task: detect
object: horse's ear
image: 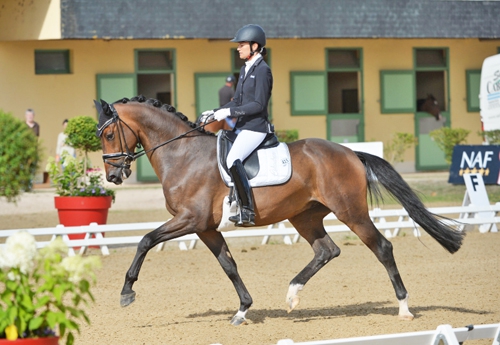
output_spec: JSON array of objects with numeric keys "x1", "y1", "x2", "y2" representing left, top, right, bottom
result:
[
  {"x1": 100, "y1": 99, "x2": 112, "y2": 115},
  {"x1": 94, "y1": 99, "x2": 103, "y2": 117}
]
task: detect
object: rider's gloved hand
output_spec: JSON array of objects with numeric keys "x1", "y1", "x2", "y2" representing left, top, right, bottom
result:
[
  {"x1": 200, "y1": 109, "x2": 214, "y2": 122},
  {"x1": 214, "y1": 108, "x2": 230, "y2": 121}
]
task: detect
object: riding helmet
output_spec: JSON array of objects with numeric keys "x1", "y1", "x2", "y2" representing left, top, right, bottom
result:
[{"x1": 230, "y1": 24, "x2": 266, "y2": 47}]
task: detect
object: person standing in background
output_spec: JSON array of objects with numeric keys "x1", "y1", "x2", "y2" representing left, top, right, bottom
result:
[
  {"x1": 219, "y1": 75, "x2": 237, "y2": 129},
  {"x1": 25, "y1": 108, "x2": 40, "y2": 137},
  {"x1": 55, "y1": 119, "x2": 76, "y2": 164}
]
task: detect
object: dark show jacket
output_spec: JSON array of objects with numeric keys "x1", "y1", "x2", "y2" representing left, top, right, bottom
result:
[{"x1": 220, "y1": 56, "x2": 273, "y2": 133}]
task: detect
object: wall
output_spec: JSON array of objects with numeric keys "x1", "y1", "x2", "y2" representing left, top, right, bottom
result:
[
  {"x1": 0, "y1": 0, "x2": 61, "y2": 41},
  {"x1": 0, "y1": 37, "x2": 498, "y2": 176}
]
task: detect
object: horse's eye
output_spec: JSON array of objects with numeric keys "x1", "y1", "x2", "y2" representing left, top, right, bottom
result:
[{"x1": 106, "y1": 133, "x2": 114, "y2": 141}]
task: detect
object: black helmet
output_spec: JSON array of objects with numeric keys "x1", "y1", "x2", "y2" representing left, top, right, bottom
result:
[
  {"x1": 226, "y1": 75, "x2": 235, "y2": 83},
  {"x1": 230, "y1": 24, "x2": 266, "y2": 47}
]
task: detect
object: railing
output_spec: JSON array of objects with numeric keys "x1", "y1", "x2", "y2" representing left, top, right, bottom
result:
[
  {"x1": 1, "y1": 203, "x2": 499, "y2": 256},
  {"x1": 273, "y1": 323, "x2": 500, "y2": 345}
]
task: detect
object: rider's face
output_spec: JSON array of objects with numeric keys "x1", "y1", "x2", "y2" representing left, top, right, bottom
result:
[
  {"x1": 237, "y1": 42, "x2": 250, "y2": 60},
  {"x1": 237, "y1": 42, "x2": 258, "y2": 60}
]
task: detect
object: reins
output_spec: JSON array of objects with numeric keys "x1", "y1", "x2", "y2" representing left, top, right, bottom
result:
[{"x1": 97, "y1": 103, "x2": 217, "y2": 169}]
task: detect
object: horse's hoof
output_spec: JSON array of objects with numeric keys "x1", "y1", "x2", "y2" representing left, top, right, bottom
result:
[
  {"x1": 286, "y1": 296, "x2": 300, "y2": 313},
  {"x1": 120, "y1": 292, "x2": 136, "y2": 307},
  {"x1": 230, "y1": 315, "x2": 247, "y2": 326},
  {"x1": 398, "y1": 313, "x2": 414, "y2": 321}
]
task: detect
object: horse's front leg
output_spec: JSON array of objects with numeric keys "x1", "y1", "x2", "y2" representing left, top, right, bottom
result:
[
  {"x1": 120, "y1": 216, "x2": 194, "y2": 307},
  {"x1": 197, "y1": 230, "x2": 253, "y2": 325}
]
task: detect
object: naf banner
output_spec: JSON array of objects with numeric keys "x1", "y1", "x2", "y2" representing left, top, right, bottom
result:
[{"x1": 448, "y1": 145, "x2": 500, "y2": 185}]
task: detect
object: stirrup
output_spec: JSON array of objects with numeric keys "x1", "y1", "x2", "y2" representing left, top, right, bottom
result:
[{"x1": 229, "y1": 208, "x2": 255, "y2": 226}]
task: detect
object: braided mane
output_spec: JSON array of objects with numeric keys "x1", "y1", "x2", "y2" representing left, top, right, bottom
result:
[{"x1": 114, "y1": 95, "x2": 214, "y2": 135}]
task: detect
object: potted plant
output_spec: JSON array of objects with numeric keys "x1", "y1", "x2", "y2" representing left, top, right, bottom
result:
[
  {"x1": 46, "y1": 116, "x2": 115, "y2": 240},
  {"x1": 0, "y1": 231, "x2": 100, "y2": 344}
]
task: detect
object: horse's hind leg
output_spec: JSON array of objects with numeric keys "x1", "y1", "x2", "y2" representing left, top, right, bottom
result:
[
  {"x1": 197, "y1": 230, "x2": 253, "y2": 326},
  {"x1": 286, "y1": 210, "x2": 341, "y2": 312},
  {"x1": 344, "y1": 214, "x2": 414, "y2": 320}
]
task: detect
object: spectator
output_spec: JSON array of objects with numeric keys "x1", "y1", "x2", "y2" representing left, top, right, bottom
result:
[
  {"x1": 25, "y1": 108, "x2": 40, "y2": 137},
  {"x1": 55, "y1": 119, "x2": 76, "y2": 164}
]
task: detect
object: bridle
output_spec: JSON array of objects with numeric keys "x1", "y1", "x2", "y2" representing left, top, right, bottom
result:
[{"x1": 96, "y1": 103, "x2": 216, "y2": 171}]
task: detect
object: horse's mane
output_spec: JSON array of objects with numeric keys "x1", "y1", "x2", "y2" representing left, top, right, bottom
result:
[{"x1": 114, "y1": 95, "x2": 214, "y2": 136}]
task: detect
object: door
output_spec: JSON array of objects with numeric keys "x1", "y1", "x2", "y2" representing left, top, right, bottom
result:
[{"x1": 96, "y1": 73, "x2": 158, "y2": 182}]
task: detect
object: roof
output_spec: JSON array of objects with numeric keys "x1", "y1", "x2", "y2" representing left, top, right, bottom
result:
[{"x1": 61, "y1": 0, "x2": 500, "y2": 40}]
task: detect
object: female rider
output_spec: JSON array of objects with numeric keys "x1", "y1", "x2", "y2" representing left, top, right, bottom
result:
[{"x1": 202, "y1": 24, "x2": 273, "y2": 226}]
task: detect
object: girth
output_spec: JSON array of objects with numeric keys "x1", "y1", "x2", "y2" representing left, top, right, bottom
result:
[{"x1": 218, "y1": 130, "x2": 279, "y2": 179}]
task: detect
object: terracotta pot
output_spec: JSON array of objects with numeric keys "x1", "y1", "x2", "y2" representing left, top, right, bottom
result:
[
  {"x1": 54, "y1": 196, "x2": 112, "y2": 247},
  {"x1": 0, "y1": 337, "x2": 59, "y2": 344}
]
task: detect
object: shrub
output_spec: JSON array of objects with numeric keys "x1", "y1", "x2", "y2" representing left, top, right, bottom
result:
[
  {"x1": 276, "y1": 129, "x2": 299, "y2": 143},
  {"x1": 479, "y1": 130, "x2": 500, "y2": 144},
  {"x1": 384, "y1": 132, "x2": 418, "y2": 165},
  {"x1": 429, "y1": 127, "x2": 470, "y2": 164},
  {"x1": 0, "y1": 110, "x2": 42, "y2": 203}
]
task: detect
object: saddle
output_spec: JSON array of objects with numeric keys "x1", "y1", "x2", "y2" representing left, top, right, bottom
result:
[
  {"x1": 218, "y1": 130, "x2": 279, "y2": 179},
  {"x1": 216, "y1": 130, "x2": 292, "y2": 188}
]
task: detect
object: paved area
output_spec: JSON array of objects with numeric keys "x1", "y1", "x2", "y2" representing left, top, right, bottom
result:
[
  {"x1": 1, "y1": 172, "x2": 450, "y2": 216},
  {"x1": 0, "y1": 183, "x2": 166, "y2": 216}
]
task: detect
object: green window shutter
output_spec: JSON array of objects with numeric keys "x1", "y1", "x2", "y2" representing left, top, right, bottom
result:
[
  {"x1": 96, "y1": 74, "x2": 136, "y2": 104},
  {"x1": 290, "y1": 71, "x2": 327, "y2": 115},
  {"x1": 380, "y1": 70, "x2": 415, "y2": 113},
  {"x1": 466, "y1": 69, "x2": 481, "y2": 112},
  {"x1": 194, "y1": 73, "x2": 231, "y2": 115}
]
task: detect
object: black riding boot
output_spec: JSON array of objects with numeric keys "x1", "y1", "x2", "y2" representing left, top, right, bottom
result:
[{"x1": 228, "y1": 159, "x2": 255, "y2": 226}]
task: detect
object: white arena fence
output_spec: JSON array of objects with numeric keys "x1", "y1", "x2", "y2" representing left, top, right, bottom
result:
[
  {"x1": 272, "y1": 323, "x2": 500, "y2": 345},
  {"x1": 0, "y1": 203, "x2": 499, "y2": 256}
]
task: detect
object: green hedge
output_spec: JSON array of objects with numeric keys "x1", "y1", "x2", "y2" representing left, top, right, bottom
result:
[
  {"x1": 0, "y1": 110, "x2": 42, "y2": 202},
  {"x1": 276, "y1": 129, "x2": 299, "y2": 143}
]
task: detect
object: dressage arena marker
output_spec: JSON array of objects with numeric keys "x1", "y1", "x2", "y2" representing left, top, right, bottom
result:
[{"x1": 462, "y1": 173, "x2": 499, "y2": 233}]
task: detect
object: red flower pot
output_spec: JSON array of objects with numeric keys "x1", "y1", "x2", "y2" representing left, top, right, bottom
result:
[
  {"x1": 0, "y1": 337, "x2": 59, "y2": 344},
  {"x1": 54, "y1": 196, "x2": 112, "y2": 247}
]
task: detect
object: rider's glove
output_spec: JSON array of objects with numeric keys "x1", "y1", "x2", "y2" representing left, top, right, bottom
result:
[
  {"x1": 214, "y1": 108, "x2": 230, "y2": 121},
  {"x1": 200, "y1": 109, "x2": 214, "y2": 122}
]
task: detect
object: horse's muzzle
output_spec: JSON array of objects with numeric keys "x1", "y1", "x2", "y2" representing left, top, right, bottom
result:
[{"x1": 107, "y1": 168, "x2": 131, "y2": 185}]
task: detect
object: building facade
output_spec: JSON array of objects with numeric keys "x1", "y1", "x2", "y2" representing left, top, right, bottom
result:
[{"x1": 1, "y1": 0, "x2": 499, "y2": 179}]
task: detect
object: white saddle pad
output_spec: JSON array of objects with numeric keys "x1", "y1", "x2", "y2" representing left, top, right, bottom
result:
[{"x1": 217, "y1": 142, "x2": 292, "y2": 188}]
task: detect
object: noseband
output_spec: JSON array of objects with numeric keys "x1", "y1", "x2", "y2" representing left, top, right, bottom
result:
[{"x1": 97, "y1": 103, "x2": 217, "y2": 170}]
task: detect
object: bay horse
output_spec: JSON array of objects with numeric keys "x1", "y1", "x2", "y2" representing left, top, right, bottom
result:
[
  {"x1": 417, "y1": 94, "x2": 442, "y2": 121},
  {"x1": 96, "y1": 96, "x2": 464, "y2": 326}
]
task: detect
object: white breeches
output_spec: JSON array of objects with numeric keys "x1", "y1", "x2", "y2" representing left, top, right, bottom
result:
[{"x1": 226, "y1": 130, "x2": 267, "y2": 169}]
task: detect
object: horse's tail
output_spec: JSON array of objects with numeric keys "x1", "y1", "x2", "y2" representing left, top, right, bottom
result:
[{"x1": 355, "y1": 151, "x2": 465, "y2": 254}]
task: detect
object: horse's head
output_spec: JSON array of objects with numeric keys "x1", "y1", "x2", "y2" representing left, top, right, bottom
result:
[
  {"x1": 417, "y1": 94, "x2": 442, "y2": 121},
  {"x1": 95, "y1": 99, "x2": 138, "y2": 184}
]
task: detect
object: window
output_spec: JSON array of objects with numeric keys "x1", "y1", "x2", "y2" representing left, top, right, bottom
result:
[
  {"x1": 136, "y1": 50, "x2": 173, "y2": 72},
  {"x1": 35, "y1": 50, "x2": 70, "y2": 74},
  {"x1": 415, "y1": 49, "x2": 447, "y2": 68},
  {"x1": 326, "y1": 49, "x2": 362, "y2": 114},
  {"x1": 414, "y1": 48, "x2": 448, "y2": 112},
  {"x1": 466, "y1": 69, "x2": 481, "y2": 112},
  {"x1": 327, "y1": 49, "x2": 360, "y2": 68}
]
